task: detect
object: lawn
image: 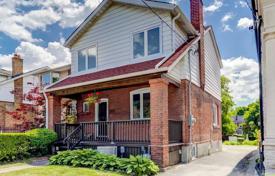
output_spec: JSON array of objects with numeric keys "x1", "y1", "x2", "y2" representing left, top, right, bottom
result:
[{"x1": 0, "y1": 166, "x2": 123, "y2": 176}]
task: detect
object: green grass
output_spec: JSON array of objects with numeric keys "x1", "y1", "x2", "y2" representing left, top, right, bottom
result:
[
  {"x1": 0, "y1": 166, "x2": 123, "y2": 176},
  {"x1": 223, "y1": 140, "x2": 258, "y2": 146},
  {"x1": 0, "y1": 158, "x2": 33, "y2": 169}
]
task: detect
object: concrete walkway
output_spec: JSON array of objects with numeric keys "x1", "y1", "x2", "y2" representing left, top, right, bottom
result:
[
  {"x1": 0, "y1": 157, "x2": 49, "y2": 174},
  {"x1": 159, "y1": 145, "x2": 258, "y2": 176}
]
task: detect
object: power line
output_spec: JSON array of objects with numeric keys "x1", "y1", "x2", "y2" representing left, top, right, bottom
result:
[{"x1": 140, "y1": 0, "x2": 187, "y2": 43}]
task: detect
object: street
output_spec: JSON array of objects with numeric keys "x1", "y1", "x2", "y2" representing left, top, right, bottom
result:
[{"x1": 159, "y1": 145, "x2": 258, "y2": 176}]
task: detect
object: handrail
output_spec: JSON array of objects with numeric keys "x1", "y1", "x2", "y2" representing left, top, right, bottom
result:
[{"x1": 63, "y1": 125, "x2": 82, "y2": 149}]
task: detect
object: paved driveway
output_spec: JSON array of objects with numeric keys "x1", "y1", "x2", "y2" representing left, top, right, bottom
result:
[{"x1": 159, "y1": 145, "x2": 258, "y2": 176}]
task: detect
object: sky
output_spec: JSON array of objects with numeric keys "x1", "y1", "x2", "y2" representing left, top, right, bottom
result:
[{"x1": 0, "y1": 0, "x2": 259, "y2": 107}]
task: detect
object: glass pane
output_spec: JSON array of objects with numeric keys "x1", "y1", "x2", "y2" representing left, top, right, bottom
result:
[
  {"x1": 133, "y1": 94, "x2": 141, "y2": 119},
  {"x1": 41, "y1": 72, "x2": 51, "y2": 86},
  {"x1": 143, "y1": 93, "x2": 150, "y2": 119},
  {"x1": 148, "y1": 27, "x2": 160, "y2": 55},
  {"x1": 78, "y1": 50, "x2": 86, "y2": 72},
  {"x1": 52, "y1": 72, "x2": 60, "y2": 83},
  {"x1": 133, "y1": 32, "x2": 144, "y2": 58},
  {"x1": 88, "y1": 47, "x2": 97, "y2": 69}
]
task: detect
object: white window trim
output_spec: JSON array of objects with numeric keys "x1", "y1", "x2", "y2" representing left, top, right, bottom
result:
[
  {"x1": 212, "y1": 103, "x2": 218, "y2": 127},
  {"x1": 132, "y1": 25, "x2": 162, "y2": 61},
  {"x1": 77, "y1": 44, "x2": 98, "y2": 73},
  {"x1": 95, "y1": 98, "x2": 109, "y2": 122},
  {"x1": 83, "y1": 102, "x2": 90, "y2": 113},
  {"x1": 130, "y1": 88, "x2": 150, "y2": 120}
]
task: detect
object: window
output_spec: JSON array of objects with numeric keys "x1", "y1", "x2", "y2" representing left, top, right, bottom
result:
[
  {"x1": 83, "y1": 102, "x2": 89, "y2": 113},
  {"x1": 52, "y1": 72, "x2": 60, "y2": 83},
  {"x1": 133, "y1": 27, "x2": 160, "y2": 59},
  {"x1": 78, "y1": 46, "x2": 97, "y2": 72},
  {"x1": 130, "y1": 88, "x2": 150, "y2": 119},
  {"x1": 212, "y1": 103, "x2": 218, "y2": 127},
  {"x1": 41, "y1": 72, "x2": 51, "y2": 86}
]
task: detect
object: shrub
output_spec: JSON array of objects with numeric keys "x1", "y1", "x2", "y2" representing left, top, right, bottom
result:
[
  {"x1": 0, "y1": 133, "x2": 30, "y2": 162},
  {"x1": 25, "y1": 128, "x2": 57, "y2": 155},
  {"x1": 49, "y1": 149, "x2": 159, "y2": 176}
]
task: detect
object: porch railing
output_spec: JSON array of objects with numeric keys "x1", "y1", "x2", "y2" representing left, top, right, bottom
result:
[
  {"x1": 55, "y1": 120, "x2": 150, "y2": 144},
  {"x1": 168, "y1": 120, "x2": 183, "y2": 143}
]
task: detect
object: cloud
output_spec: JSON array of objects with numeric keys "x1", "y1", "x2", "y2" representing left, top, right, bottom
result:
[
  {"x1": 221, "y1": 13, "x2": 234, "y2": 32},
  {"x1": 0, "y1": 41, "x2": 71, "y2": 71},
  {"x1": 239, "y1": 1, "x2": 248, "y2": 8},
  {"x1": 222, "y1": 57, "x2": 259, "y2": 106},
  {"x1": 0, "y1": 0, "x2": 102, "y2": 42},
  {"x1": 204, "y1": 0, "x2": 223, "y2": 13},
  {"x1": 237, "y1": 17, "x2": 253, "y2": 29}
]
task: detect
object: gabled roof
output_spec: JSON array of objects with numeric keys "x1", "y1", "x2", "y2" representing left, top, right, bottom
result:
[
  {"x1": 0, "y1": 68, "x2": 11, "y2": 76},
  {"x1": 64, "y1": 0, "x2": 197, "y2": 48}
]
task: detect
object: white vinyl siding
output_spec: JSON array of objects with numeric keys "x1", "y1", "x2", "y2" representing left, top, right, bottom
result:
[
  {"x1": 204, "y1": 30, "x2": 221, "y2": 100},
  {"x1": 168, "y1": 43, "x2": 201, "y2": 87},
  {"x1": 174, "y1": 23, "x2": 187, "y2": 50},
  {"x1": 70, "y1": 4, "x2": 173, "y2": 75}
]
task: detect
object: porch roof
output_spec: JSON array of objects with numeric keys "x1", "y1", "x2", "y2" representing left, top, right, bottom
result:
[{"x1": 46, "y1": 58, "x2": 165, "y2": 92}]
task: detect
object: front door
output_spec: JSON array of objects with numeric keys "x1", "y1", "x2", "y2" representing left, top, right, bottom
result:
[{"x1": 96, "y1": 99, "x2": 108, "y2": 137}]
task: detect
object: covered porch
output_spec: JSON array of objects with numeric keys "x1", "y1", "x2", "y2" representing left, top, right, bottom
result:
[{"x1": 47, "y1": 74, "x2": 184, "y2": 167}]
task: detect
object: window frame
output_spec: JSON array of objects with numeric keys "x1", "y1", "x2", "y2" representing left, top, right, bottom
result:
[
  {"x1": 212, "y1": 103, "x2": 219, "y2": 127},
  {"x1": 41, "y1": 72, "x2": 52, "y2": 86},
  {"x1": 130, "y1": 88, "x2": 150, "y2": 120},
  {"x1": 132, "y1": 25, "x2": 162, "y2": 60},
  {"x1": 77, "y1": 44, "x2": 98, "y2": 73},
  {"x1": 83, "y1": 102, "x2": 90, "y2": 113}
]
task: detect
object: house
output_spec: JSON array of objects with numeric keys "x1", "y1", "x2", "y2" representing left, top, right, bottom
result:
[
  {"x1": 0, "y1": 54, "x2": 71, "y2": 131},
  {"x1": 252, "y1": 0, "x2": 275, "y2": 173},
  {"x1": 45, "y1": 0, "x2": 222, "y2": 168},
  {"x1": 231, "y1": 115, "x2": 244, "y2": 135},
  {"x1": 0, "y1": 68, "x2": 11, "y2": 82}
]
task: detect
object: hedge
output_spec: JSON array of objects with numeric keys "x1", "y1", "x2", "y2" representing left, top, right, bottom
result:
[
  {"x1": 0, "y1": 128, "x2": 57, "y2": 162},
  {"x1": 49, "y1": 149, "x2": 159, "y2": 176}
]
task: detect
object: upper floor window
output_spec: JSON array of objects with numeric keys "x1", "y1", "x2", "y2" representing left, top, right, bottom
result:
[
  {"x1": 133, "y1": 27, "x2": 160, "y2": 59},
  {"x1": 78, "y1": 46, "x2": 97, "y2": 72},
  {"x1": 41, "y1": 72, "x2": 60, "y2": 86}
]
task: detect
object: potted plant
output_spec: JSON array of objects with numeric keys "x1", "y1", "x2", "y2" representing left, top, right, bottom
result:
[
  {"x1": 65, "y1": 115, "x2": 77, "y2": 124},
  {"x1": 85, "y1": 92, "x2": 101, "y2": 104}
]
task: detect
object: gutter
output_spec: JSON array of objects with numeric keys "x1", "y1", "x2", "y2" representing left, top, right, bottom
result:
[
  {"x1": 43, "y1": 91, "x2": 49, "y2": 129},
  {"x1": 172, "y1": 13, "x2": 181, "y2": 51}
]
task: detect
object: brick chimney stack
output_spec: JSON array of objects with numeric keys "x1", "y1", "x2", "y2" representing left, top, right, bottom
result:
[
  {"x1": 190, "y1": 0, "x2": 205, "y2": 90},
  {"x1": 12, "y1": 54, "x2": 23, "y2": 77},
  {"x1": 12, "y1": 54, "x2": 23, "y2": 105}
]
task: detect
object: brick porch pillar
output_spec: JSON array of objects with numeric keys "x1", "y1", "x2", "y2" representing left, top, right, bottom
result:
[
  {"x1": 47, "y1": 94, "x2": 61, "y2": 130},
  {"x1": 149, "y1": 78, "x2": 169, "y2": 168}
]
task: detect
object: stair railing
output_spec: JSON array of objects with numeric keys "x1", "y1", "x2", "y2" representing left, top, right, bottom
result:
[{"x1": 63, "y1": 125, "x2": 82, "y2": 149}]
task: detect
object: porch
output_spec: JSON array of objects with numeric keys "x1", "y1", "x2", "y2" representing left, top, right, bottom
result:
[{"x1": 54, "y1": 119, "x2": 182, "y2": 148}]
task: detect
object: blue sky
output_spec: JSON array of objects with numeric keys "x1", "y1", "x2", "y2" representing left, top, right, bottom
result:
[{"x1": 0, "y1": 0, "x2": 259, "y2": 106}]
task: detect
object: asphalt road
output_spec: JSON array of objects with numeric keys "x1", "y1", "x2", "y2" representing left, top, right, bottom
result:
[{"x1": 159, "y1": 145, "x2": 258, "y2": 176}]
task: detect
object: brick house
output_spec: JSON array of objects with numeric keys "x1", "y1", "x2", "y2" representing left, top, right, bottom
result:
[
  {"x1": 0, "y1": 54, "x2": 70, "y2": 131},
  {"x1": 45, "y1": 0, "x2": 222, "y2": 168}
]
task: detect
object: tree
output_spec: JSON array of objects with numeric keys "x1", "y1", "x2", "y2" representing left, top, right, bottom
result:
[
  {"x1": 221, "y1": 75, "x2": 237, "y2": 138},
  {"x1": 6, "y1": 87, "x2": 45, "y2": 130},
  {"x1": 243, "y1": 100, "x2": 260, "y2": 140}
]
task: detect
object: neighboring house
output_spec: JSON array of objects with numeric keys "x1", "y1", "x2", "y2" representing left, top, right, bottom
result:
[
  {"x1": 231, "y1": 115, "x2": 244, "y2": 135},
  {"x1": 0, "y1": 68, "x2": 11, "y2": 82},
  {"x1": 253, "y1": 0, "x2": 275, "y2": 172},
  {"x1": 0, "y1": 54, "x2": 70, "y2": 130},
  {"x1": 45, "y1": 0, "x2": 222, "y2": 168}
]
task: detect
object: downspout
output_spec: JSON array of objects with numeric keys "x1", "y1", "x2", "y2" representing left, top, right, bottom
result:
[
  {"x1": 43, "y1": 91, "x2": 49, "y2": 129},
  {"x1": 188, "y1": 49, "x2": 193, "y2": 147},
  {"x1": 172, "y1": 13, "x2": 181, "y2": 51}
]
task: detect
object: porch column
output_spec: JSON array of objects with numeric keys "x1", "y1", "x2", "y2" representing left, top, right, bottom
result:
[
  {"x1": 149, "y1": 78, "x2": 169, "y2": 168},
  {"x1": 47, "y1": 94, "x2": 61, "y2": 130}
]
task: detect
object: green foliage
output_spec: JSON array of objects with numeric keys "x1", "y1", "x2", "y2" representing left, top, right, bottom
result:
[
  {"x1": 25, "y1": 128, "x2": 57, "y2": 155},
  {"x1": 221, "y1": 76, "x2": 237, "y2": 137},
  {"x1": 223, "y1": 140, "x2": 258, "y2": 146},
  {"x1": 49, "y1": 149, "x2": 159, "y2": 176},
  {"x1": 0, "y1": 133, "x2": 30, "y2": 162},
  {"x1": 243, "y1": 100, "x2": 260, "y2": 140},
  {"x1": 0, "y1": 128, "x2": 57, "y2": 162}
]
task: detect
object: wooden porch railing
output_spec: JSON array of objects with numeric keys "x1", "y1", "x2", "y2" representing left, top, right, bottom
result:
[
  {"x1": 168, "y1": 120, "x2": 183, "y2": 143},
  {"x1": 55, "y1": 120, "x2": 150, "y2": 144}
]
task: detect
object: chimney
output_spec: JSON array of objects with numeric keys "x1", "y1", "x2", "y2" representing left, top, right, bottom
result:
[
  {"x1": 12, "y1": 54, "x2": 23, "y2": 105},
  {"x1": 190, "y1": 0, "x2": 205, "y2": 90},
  {"x1": 12, "y1": 54, "x2": 23, "y2": 77}
]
